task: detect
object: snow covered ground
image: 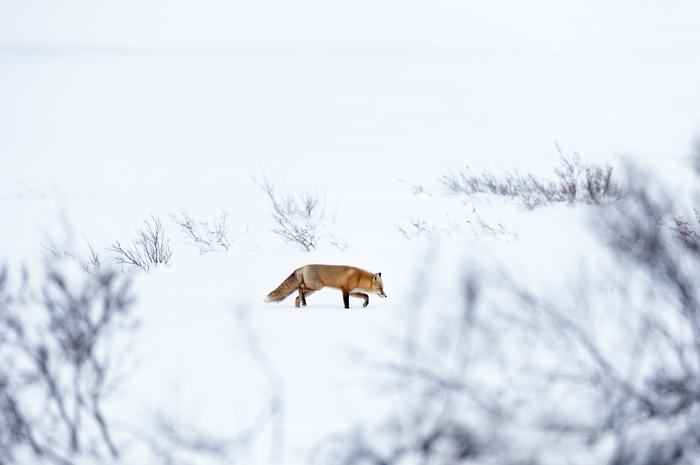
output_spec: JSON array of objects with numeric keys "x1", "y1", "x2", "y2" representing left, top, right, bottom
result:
[{"x1": 3, "y1": 1, "x2": 700, "y2": 464}]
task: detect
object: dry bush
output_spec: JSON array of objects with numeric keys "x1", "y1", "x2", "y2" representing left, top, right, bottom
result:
[
  {"x1": 312, "y1": 275, "x2": 491, "y2": 465},
  {"x1": 441, "y1": 149, "x2": 622, "y2": 209},
  {"x1": 398, "y1": 218, "x2": 440, "y2": 240},
  {"x1": 670, "y1": 208, "x2": 700, "y2": 253},
  {"x1": 399, "y1": 178, "x2": 431, "y2": 196},
  {"x1": 42, "y1": 236, "x2": 103, "y2": 274},
  {"x1": 398, "y1": 210, "x2": 517, "y2": 242},
  {"x1": 0, "y1": 254, "x2": 136, "y2": 465},
  {"x1": 2, "y1": 233, "x2": 287, "y2": 464},
  {"x1": 172, "y1": 211, "x2": 232, "y2": 255},
  {"x1": 108, "y1": 216, "x2": 172, "y2": 271},
  {"x1": 398, "y1": 217, "x2": 461, "y2": 241},
  {"x1": 321, "y1": 162, "x2": 700, "y2": 465},
  {"x1": 256, "y1": 174, "x2": 325, "y2": 252}
]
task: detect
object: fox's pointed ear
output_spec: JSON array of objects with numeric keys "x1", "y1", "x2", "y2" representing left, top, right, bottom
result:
[{"x1": 378, "y1": 272, "x2": 382, "y2": 278}]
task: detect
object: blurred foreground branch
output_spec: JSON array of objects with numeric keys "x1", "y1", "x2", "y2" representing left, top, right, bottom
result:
[{"x1": 0, "y1": 254, "x2": 137, "y2": 465}]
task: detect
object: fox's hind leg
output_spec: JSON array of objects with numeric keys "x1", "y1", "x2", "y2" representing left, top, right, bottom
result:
[
  {"x1": 295, "y1": 288, "x2": 304, "y2": 308},
  {"x1": 295, "y1": 289, "x2": 317, "y2": 308},
  {"x1": 350, "y1": 292, "x2": 369, "y2": 308},
  {"x1": 297, "y1": 288, "x2": 307, "y2": 307}
]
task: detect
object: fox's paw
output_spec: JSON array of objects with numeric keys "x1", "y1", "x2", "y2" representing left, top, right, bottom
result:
[{"x1": 362, "y1": 301, "x2": 368, "y2": 308}]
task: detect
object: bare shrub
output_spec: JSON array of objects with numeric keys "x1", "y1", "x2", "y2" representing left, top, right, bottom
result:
[
  {"x1": 464, "y1": 207, "x2": 518, "y2": 240},
  {"x1": 172, "y1": 211, "x2": 232, "y2": 255},
  {"x1": 109, "y1": 216, "x2": 172, "y2": 271},
  {"x1": 441, "y1": 148, "x2": 622, "y2": 209},
  {"x1": 670, "y1": 208, "x2": 700, "y2": 253},
  {"x1": 84, "y1": 238, "x2": 102, "y2": 272},
  {"x1": 313, "y1": 274, "x2": 494, "y2": 465},
  {"x1": 312, "y1": 424, "x2": 482, "y2": 465},
  {"x1": 327, "y1": 236, "x2": 349, "y2": 252},
  {"x1": 322, "y1": 161, "x2": 700, "y2": 465},
  {"x1": 42, "y1": 236, "x2": 103, "y2": 274},
  {"x1": 398, "y1": 209, "x2": 517, "y2": 242},
  {"x1": 256, "y1": 174, "x2": 325, "y2": 252},
  {"x1": 1, "y1": 240, "x2": 282, "y2": 465},
  {"x1": 0, "y1": 254, "x2": 137, "y2": 464},
  {"x1": 398, "y1": 217, "x2": 434, "y2": 240},
  {"x1": 399, "y1": 178, "x2": 431, "y2": 196},
  {"x1": 398, "y1": 217, "x2": 454, "y2": 241}
]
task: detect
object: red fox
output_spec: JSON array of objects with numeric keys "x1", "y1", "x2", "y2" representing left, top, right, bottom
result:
[{"x1": 265, "y1": 264, "x2": 387, "y2": 309}]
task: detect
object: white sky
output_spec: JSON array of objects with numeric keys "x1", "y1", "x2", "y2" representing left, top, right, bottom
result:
[
  {"x1": 2, "y1": 0, "x2": 700, "y2": 229},
  {"x1": 1, "y1": 1, "x2": 699, "y2": 56}
]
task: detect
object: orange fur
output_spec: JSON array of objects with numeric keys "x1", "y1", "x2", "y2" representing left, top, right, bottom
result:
[{"x1": 266, "y1": 264, "x2": 387, "y2": 308}]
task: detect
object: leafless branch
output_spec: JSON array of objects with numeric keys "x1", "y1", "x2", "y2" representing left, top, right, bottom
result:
[
  {"x1": 172, "y1": 211, "x2": 232, "y2": 255},
  {"x1": 441, "y1": 147, "x2": 623, "y2": 209},
  {"x1": 0, "y1": 251, "x2": 137, "y2": 464},
  {"x1": 255, "y1": 173, "x2": 325, "y2": 251},
  {"x1": 108, "y1": 216, "x2": 172, "y2": 271},
  {"x1": 323, "y1": 158, "x2": 700, "y2": 465},
  {"x1": 41, "y1": 235, "x2": 103, "y2": 274}
]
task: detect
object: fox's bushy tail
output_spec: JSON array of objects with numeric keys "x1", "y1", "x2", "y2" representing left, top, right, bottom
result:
[{"x1": 265, "y1": 269, "x2": 302, "y2": 302}]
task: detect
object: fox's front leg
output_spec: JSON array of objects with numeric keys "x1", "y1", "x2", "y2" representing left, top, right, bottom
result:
[
  {"x1": 342, "y1": 291, "x2": 350, "y2": 309},
  {"x1": 350, "y1": 292, "x2": 369, "y2": 308}
]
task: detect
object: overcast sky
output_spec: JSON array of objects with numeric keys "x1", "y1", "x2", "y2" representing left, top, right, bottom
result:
[
  {"x1": 2, "y1": 1, "x2": 699, "y2": 203},
  {"x1": 2, "y1": 1, "x2": 699, "y2": 55}
]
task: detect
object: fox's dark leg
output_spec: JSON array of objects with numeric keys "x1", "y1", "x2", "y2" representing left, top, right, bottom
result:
[
  {"x1": 295, "y1": 290, "x2": 317, "y2": 308},
  {"x1": 350, "y1": 292, "x2": 369, "y2": 308},
  {"x1": 304, "y1": 290, "x2": 317, "y2": 299},
  {"x1": 342, "y1": 291, "x2": 350, "y2": 309},
  {"x1": 299, "y1": 288, "x2": 307, "y2": 307}
]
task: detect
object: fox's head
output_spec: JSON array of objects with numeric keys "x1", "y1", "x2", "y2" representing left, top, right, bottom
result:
[{"x1": 372, "y1": 272, "x2": 387, "y2": 298}]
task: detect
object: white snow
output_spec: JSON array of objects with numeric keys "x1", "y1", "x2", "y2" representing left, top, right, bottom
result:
[{"x1": 3, "y1": 1, "x2": 700, "y2": 463}]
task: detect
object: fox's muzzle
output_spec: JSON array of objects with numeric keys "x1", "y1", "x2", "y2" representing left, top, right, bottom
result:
[{"x1": 378, "y1": 289, "x2": 387, "y2": 298}]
